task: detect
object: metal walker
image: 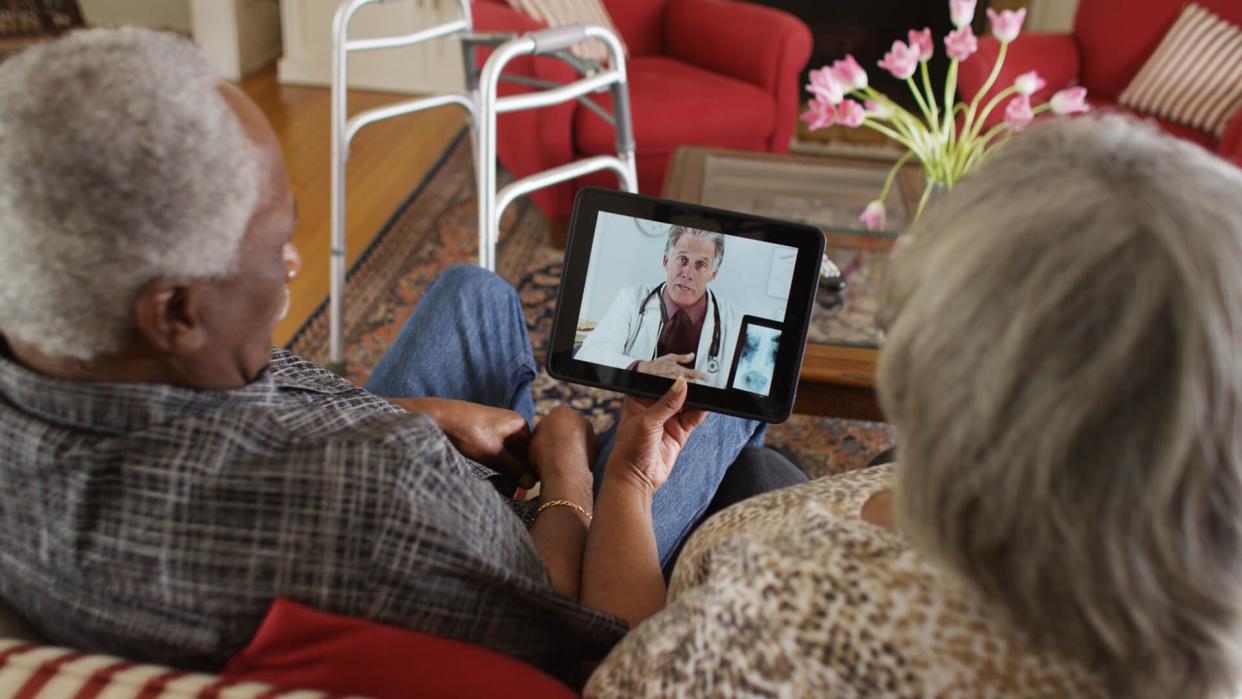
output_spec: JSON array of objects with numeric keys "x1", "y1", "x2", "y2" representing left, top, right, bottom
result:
[{"x1": 329, "y1": 0, "x2": 638, "y2": 370}]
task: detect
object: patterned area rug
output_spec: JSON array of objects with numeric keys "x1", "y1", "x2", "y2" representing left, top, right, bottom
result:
[{"x1": 288, "y1": 132, "x2": 894, "y2": 479}]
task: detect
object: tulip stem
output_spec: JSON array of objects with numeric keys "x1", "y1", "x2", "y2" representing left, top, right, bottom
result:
[
  {"x1": 906, "y1": 76, "x2": 936, "y2": 133},
  {"x1": 915, "y1": 176, "x2": 940, "y2": 219},
  {"x1": 920, "y1": 60, "x2": 940, "y2": 128},
  {"x1": 861, "y1": 87, "x2": 926, "y2": 157},
  {"x1": 920, "y1": 60, "x2": 948, "y2": 166},
  {"x1": 879, "y1": 149, "x2": 915, "y2": 205},
  {"x1": 970, "y1": 85, "x2": 1020, "y2": 142},
  {"x1": 962, "y1": 40, "x2": 1009, "y2": 144},
  {"x1": 943, "y1": 60, "x2": 959, "y2": 154},
  {"x1": 863, "y1": 119, "x2": 923, "y2": 160}
]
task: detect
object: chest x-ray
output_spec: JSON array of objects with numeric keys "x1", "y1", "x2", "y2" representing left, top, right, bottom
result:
[{"x1": 732, "y1": 322, "x2": 781, "y2": 396}]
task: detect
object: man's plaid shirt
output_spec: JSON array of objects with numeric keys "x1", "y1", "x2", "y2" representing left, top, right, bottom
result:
[{"x1": 0, "y1": 346, "x2": 626, "y2": 673}]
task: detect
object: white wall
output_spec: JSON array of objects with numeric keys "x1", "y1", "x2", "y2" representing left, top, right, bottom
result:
[
  {"x1": 78, "y1": 0, "x2": 193, "y2": 33},
  {"x1": 278, "y1": 0, "x2": 465, "y2": 93},
  {"x1": 78, "y1": 0, "x2": 280, "y2": 81},
  {"x1": 579, "y1": 212, "x2": 795, "y2": 326},
  {"x1": 1029, "y1": 0, "x2": 1079, "y2": 32}
]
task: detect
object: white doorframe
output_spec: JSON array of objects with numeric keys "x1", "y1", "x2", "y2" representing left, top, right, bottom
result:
[
  {"x1": 190, "y1": 0, "x2": 241, "y2": 80},
  {"x1": 190, "y1": 0, "x2": 282, "y2": 82}
]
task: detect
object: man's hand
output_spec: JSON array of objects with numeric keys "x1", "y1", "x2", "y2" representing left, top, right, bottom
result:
[
  {"x1": 607, "y1": 377, "x2": 707, "y2": 496},
  {"x1": 635, "y1": 353, "x2": 707, "y2": 382},
  {"x1": 529, "y1": 406, "x2": 596, "y2": 487},
  {"x1": 390, "y1": 397, "x2": 535, "y2": 487}
]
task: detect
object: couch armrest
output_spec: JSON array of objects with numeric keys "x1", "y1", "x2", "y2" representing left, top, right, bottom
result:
[
  {"x1": 958, "y1": 33, "x2": 1081, "y2": 129},
  {"x1": 664, "y1": 0, "x2": 811, "y2": 150},
  {"x1": 1218, "y1": 108, "x2": 1242, "y2": 169}
]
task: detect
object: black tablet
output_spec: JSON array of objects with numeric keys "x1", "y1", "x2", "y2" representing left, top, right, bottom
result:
[{"x1": 548, "y1": 187, "x2": 825, "y2": 423}]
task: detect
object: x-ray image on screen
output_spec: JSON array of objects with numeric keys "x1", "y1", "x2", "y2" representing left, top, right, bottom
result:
[{"x1": 732, "y1": 322, "x2": 781, "y2": 396}]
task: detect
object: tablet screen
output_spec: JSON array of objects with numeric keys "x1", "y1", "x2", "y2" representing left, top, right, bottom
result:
[
  {"x1": 549, "y1": 188, "x2": 824, "y2": 423},
  {"x1": 574, "y1": 212, "x2": 797, "y2": 390}
]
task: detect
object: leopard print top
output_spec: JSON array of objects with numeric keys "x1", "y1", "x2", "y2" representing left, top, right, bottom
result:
[{"x1": 585, "y1": 465, "x2": 1106, "y2": 698}]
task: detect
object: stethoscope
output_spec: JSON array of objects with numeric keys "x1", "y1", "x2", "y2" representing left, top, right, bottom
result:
[{"x1": 630, "y1": 283, "x2": 722, "y2": 374}]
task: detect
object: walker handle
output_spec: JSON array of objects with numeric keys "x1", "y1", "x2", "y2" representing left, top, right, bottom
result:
[{"x1": 527, "y1": 25, "x2": 590, "y2": 55}]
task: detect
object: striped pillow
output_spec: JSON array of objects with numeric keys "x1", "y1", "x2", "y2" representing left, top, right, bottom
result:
[
  {"x1": 0, "y1": 639, "x2": 351, "y2": 699},
  {"x1": 1118, "y1": 3, "x2": 1242, "y2": 138},
  {"x1": 505, "y1": 0, "x2": 627, "y2": 63}
]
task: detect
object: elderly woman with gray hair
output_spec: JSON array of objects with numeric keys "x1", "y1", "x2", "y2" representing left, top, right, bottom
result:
[{"x1": 585, "y1": 114, "x2": 1242, "y2": 698}]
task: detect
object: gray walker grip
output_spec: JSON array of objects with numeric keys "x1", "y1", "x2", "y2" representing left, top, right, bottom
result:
[{"x1": 527, "y1": 25, "x2": 590, "y2": 55}]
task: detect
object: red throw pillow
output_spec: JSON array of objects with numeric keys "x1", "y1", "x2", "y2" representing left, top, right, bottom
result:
[{"x1": 222, "y1": 599, "x2": 578, "y2": 699}]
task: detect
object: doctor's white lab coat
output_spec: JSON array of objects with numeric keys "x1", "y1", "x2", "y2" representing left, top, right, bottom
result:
[{"x1": 575, "y1": 284, "x2": 742, "y2": 389}]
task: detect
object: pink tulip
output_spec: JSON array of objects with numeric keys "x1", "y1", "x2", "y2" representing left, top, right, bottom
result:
[
  {"x1": 986, "y1": 8, "x2": 1026, "y2": 43},
  {"x1": 832, "y1": 55, "x2": 868, "y2": 92},
  {"x1": 877, "y1": 40, "x2": 921, "y2": 80},
  {"x1": 1013, "y1": 70, "x2": 1046, "y2": 95},
  {"x1": 1004, "y1": 93, "x2": 1033, "y2": 132},
  {"x1": 908, "y1": 28, "x2": 934, "y2": 62},
  {"x1": 859, "y1": 200, "x2": 887, "y2": 231},
  {"x1": 944, "y1": 26, "x2": 978, "y2": 61},
  {"x1": 864, "y1": 99, "x2": 893, "y2": 119},
  {"x1": 800, "y1": 97, "x2": 837, "y2": 130},
  {"x1": 806, "y1": 66, "x2": 844, "y2": 104},
  {"x1": 1050, "y1": 86, "x2": 1089, "y2": 115},
  {"x1": 950, "y1": 0, "x2": 976, "y2": 29},
  {"x1": 837, "y1": 99, "x2": 865, "y2": 127}
]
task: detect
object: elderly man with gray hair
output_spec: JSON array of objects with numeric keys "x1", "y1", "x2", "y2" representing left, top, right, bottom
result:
[
  {"x1": 0, "y1": 28, "x2": 791, "y2": 681},
  {"x1": 576, "y1": 225, "x2": 745, "y2": 389}
]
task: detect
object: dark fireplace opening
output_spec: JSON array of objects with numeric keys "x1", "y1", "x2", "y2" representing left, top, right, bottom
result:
[{"x1": 750, "y1": 0, "x2": 996, "y2": 112}]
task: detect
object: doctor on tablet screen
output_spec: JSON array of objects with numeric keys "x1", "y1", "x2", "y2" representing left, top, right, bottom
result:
[{"x1": 576, "y1": 225, "x2": 742, "y2": 388}]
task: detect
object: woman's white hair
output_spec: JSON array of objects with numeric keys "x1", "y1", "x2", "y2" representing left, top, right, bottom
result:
[
  {"x1": 0, "y1": 28, "x2": 261, "y2": 361},
  {"x1": 879, "y1": 114, "x2": 1242, "y2": 698}
]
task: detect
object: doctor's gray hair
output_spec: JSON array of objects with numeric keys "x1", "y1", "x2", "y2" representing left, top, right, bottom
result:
[
  {"x1": 0, "y1": 28, "x2": 261, "y2": 361},
  {"x1": 665, "y1": 226, "x2": 725, "y2": 272},
  {"x1": 879, "y1": 114, "x2": 1242, "y2": 699}
]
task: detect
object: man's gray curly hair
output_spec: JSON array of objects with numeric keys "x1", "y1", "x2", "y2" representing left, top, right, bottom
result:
[
  {"x1": 880, "y1": 114, "x2": 1242, "y2": 699},
  {"x1": 665, "y1": 225, "x2": 724, "y2": 272},
  {"x1": 0, "y1": 28, "x2": 261, "y2": 361}
]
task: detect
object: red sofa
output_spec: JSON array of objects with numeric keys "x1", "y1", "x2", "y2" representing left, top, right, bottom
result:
[
  {"x1": 0, "y1": 599, "x2": 578, "y2": 699},
  {"x1": 472, "y1": 0, "x2": 812, "y2": 231},
  {"x1": 957, "y1": 0, "x2": 1242, "y2": 168}
]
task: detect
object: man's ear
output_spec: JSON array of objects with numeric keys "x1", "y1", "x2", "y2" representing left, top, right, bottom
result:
[{"x1": 133, "y1": 278, "x2": 210, "y2": 356}]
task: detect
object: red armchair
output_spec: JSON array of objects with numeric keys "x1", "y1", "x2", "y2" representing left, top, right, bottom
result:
[
  {"x1": 957, "y1": 0, "x2": 1242, "y2": 168},
  {"x1": 472, "y1": 0, "x2": 812, "y2": 234}
]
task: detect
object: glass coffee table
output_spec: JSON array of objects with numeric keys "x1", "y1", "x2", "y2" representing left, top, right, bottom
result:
[{"x1": 662, "y1": 146, "x2": 922, "y2": 420}]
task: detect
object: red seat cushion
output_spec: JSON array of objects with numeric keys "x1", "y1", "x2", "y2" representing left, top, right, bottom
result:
[
  {"x1": 573, "y1": 56, "x2": 776, "y2": 158},
  {"x1": 222, "y1": 599, "x2": 578, "y2": 699}
]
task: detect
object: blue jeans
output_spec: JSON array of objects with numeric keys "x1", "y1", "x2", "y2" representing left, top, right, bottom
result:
[{"x1": 365, "y1": 265, "x2": 765, "y2": 568}]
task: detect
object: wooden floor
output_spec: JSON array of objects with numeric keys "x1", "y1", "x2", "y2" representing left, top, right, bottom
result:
[{"x1": 240, "y1": 65, "x2": 466, "y2": 345}]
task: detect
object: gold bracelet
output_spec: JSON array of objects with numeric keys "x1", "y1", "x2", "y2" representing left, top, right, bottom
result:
[{"x1": 536, "y1": 499, "x2": 592, "y2": 521}]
